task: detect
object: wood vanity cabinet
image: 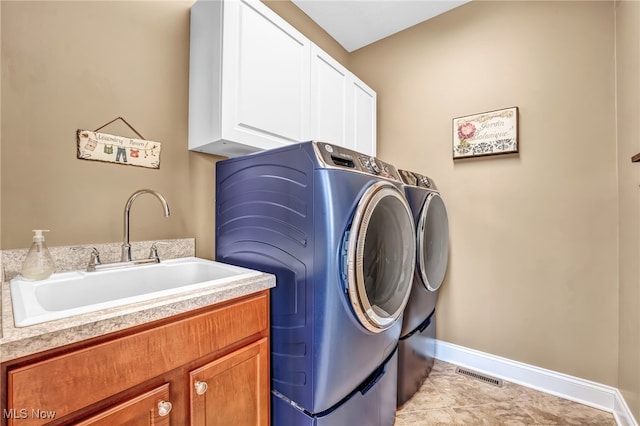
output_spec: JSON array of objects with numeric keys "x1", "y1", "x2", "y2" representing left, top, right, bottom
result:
[{"x1": 1, "y1": 290, "x2": 270, "y2": 426}]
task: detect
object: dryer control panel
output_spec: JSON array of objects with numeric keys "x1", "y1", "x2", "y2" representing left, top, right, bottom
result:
[
  {"x1": 398, "y1": 169, "x2": 438, "y2": 190},
  {"x1": 314, "y1": 142, "x2": 402, "y2": 181}
]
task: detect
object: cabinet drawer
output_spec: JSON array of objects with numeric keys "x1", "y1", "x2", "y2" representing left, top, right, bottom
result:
[
  {"x1": 7, "y1": 292, "x2": 268, "y2": 425},
  {"x1": 75, "y1": 384, "x2": 171, "y2": 426}
]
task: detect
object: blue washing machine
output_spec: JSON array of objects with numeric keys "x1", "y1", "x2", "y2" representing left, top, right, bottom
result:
[
  {"x1": 216, "y1": 142, "x2": 416, "y2": 425},
  {"x1": 396, "y1": 170, "x2": 450, "y2": 406}
]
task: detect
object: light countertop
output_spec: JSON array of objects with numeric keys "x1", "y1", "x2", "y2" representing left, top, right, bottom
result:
[
  {"x1": 0, "y1": 271, "x2": 274, "y2": 363},
  {"x1": 0, "y1": 239, "x2": 274, "y2": 363}
]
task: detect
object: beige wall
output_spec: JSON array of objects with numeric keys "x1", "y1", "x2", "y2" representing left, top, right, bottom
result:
[
  {"x1": 1, "y1": 0, "x2": 635, "y2": 411},
  {"x1": 0, "y1": 0, "x2": 344, "y2": 260},
  {"x1": 1, "y1": 1, "x2": 220, "y2": 259},
  {"x1": 350, "y1": 1, "x2": 619, "y2": 386},
  {"x1": 616, "y1": 0, "x2": 640, "y2": 419}
]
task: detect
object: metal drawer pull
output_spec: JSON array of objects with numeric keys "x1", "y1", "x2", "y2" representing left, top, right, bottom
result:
[
  {"x1": 195, "y1": 380, "x2": 209, "y2": 395},
  {"x1": 157, "y1": 400, "x2": 172, "y2": 416}
]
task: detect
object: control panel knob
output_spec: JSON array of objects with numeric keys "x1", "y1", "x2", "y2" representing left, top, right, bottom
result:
[
  {"x1": 366, "y1": 157, "x2": 381, "y2": 174},
  {"x1": 419, "y1": 176, "x2": 431, "y2": 187}
]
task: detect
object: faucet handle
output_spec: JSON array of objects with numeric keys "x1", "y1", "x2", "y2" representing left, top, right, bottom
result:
[
  {"x1": 71, "y1": 246, "x2": 102, "y2": 271},
  {"x1": 148, "y1": 241, "x2": 170, "y2": 262}
]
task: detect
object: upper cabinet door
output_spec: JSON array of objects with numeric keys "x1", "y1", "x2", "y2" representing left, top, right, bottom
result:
[
  {"x1": 350, "y1": 77, "x2": 377, "y2": 157},
  {"x1": 222, "y1": 0, "x2": 310, "y2": 150},
  {"x1": 189, "y1": 0, "x2": 311, "y2": 157},
  {"x1": 310, "y1": 45, "x2": 377, "y2": 156},
  {"x1": 310, "y1": 45, "x2": 350, "y2": 148}
]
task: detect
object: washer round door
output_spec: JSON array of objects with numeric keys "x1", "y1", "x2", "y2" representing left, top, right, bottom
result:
[
  {"x1": 417, "y1": 192, "x2": 449, "y2": 292},
  {"x1": 346, "y1": 181, "x2": 416, "y2": 333}
]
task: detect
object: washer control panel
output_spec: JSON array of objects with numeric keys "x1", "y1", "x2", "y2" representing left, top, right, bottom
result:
[
  {"x1": 398, "y1": 169, "x2": 438, "y2": 190},
  {"x1": 314, "y1": 142, "x2": 401, "y2": 181}
]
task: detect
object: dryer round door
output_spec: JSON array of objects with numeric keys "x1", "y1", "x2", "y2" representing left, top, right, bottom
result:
[
  {"x1": 417, "y1": 192, "x2": 449, "y2": 292},
  {"x1": 346, "y1": 181, "x2": 416, "y2": 333}
]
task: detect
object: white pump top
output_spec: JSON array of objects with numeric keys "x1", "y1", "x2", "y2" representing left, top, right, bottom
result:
[{"x1": 32, "y1": 229, "x2": 50, "y2": 242}]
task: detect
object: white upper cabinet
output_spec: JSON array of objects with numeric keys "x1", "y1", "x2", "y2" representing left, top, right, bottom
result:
[
  {"x1": 189, "y1": 0, "x2": 376, "y2": 158},
  {"x1": 310, "y1": 45, "x2": 350, "y2": 148},
  {"x1": 189, "y1": 0, "x2": 310, "y2": 157},
  {"x1": 310, "y1": 45, "x2": 377, "y2": 156},
  {"x1": 350, "y1": 77, "x2": 377, "y2": 156}
]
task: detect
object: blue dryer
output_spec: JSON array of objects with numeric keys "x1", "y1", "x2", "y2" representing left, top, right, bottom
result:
[
  {"x1": 397, "y1": 170, "x2": 450, "y2": 406},
  {"x1": 216, "y1": 142, "x2": 416, "y2": 425}
]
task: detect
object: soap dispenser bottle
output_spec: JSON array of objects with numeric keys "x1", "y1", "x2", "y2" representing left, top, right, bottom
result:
[{"x1": 21, "y1": 229, "x2": 56, "y2": 280}]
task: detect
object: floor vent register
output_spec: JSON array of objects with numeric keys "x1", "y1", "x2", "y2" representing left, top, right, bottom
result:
[{"x1": 454, "y1": 366, "x2": 503, "y2": 388}]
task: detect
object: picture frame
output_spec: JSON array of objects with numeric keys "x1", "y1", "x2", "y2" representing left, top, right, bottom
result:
[{"x1": 452, "y1": 107, "x2": 518, "y2": 159}]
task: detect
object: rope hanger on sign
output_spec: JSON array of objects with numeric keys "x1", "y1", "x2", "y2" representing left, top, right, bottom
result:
[{"x1": 93, "y1": 116, "x2": 146, "y2": 140}]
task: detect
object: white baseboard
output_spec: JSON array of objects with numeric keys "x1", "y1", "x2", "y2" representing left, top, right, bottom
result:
[{"x1": 434, "y1": 339, "x2": 638, "y2": 426}]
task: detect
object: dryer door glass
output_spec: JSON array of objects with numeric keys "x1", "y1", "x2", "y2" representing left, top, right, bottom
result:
[
  {"x1": 417, "y1": 193, "x2": 449, "y2": 292},
  {"x1": 347, "y1": 182, "x2": 416, "y2": 333}
]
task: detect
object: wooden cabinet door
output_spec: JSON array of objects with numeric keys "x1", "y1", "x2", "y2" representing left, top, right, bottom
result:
[
  {"x1": 190, "y1": 337, "x2": 269, "y2": 426},
  {"x1": 75, "y1": 384, "x2": 171, "y2": 426}
]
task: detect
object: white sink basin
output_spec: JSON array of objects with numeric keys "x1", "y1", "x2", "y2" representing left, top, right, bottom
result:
[{"x1": 10, "y1": 257, "x2": 262, "y2": 327}]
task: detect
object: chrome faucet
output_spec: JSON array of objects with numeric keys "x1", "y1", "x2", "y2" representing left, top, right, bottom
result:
[{"x1": 121, "y1": 189, "x2": 170, "y2": 262}]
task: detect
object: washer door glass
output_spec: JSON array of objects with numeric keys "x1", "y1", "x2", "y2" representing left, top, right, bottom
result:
[
  {"x1": 347, "y1": 182, "x2": 416, "y2": 333},
  {"x1": 417, "y1": 193, "x2": 449, "y2": 292}
]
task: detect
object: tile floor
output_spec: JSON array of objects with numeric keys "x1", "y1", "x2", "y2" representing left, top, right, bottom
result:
[{"x1": 396, "y1": 360, "x2": 617, "y2": 425}]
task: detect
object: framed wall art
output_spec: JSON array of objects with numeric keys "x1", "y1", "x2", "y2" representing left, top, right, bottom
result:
[{"x1": 452, "y1": 107, "x2": 518, "y2": 159}]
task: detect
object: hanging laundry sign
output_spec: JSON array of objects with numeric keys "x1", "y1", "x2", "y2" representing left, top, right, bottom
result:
[{"x1": 76, "y1": 130, "x2": 161, "y2": 169}]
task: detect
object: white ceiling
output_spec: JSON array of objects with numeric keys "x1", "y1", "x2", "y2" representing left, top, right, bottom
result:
[{"x1": 291, "y1": 0, "x2": 471, "y2": 52}]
